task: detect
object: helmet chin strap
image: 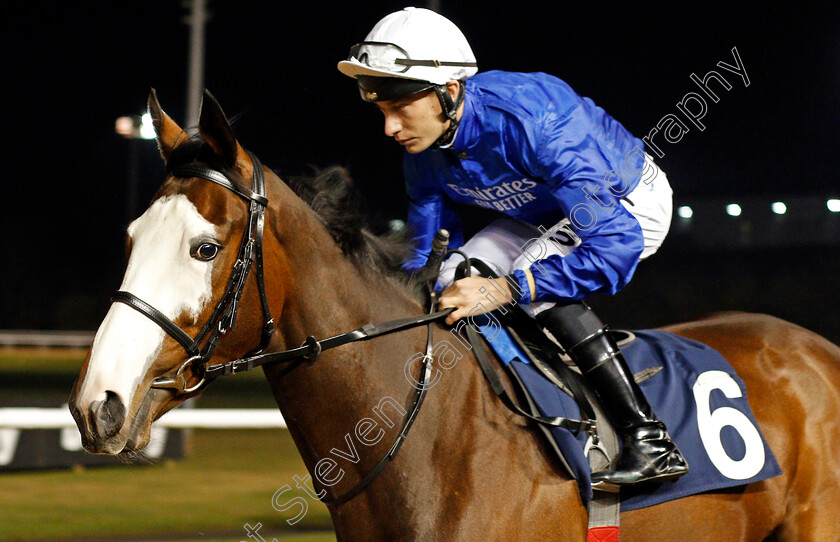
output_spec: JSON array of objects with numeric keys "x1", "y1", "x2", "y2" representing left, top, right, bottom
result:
[{"x1": 431, "y1": 81, "x2": 465, "y2": 149}]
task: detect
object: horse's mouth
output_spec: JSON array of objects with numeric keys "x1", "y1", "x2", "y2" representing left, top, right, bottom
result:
[
  {"x1": 83, "y1": 423, "x2": 153, "y2": 455},
  {"x1": 75, "y1": 410, "x2": 152, "y2": 455},
  {"x1": 76, "y1": 433, "x2": 125, "y2": 455},
  {"x1": 122, "y1": 425, "x2": 153, "y2": 452},
  {"x1": 72, "y1": 386, "x2": 162, "y2": 455}
]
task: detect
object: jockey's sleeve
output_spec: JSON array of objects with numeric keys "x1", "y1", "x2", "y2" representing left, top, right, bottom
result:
[
  {"x1": 402, "y1": 159, "x2": 464, "y2": 273},
  {"x1": 513, "y1": 111, "x2": 646, "y2": 304}
]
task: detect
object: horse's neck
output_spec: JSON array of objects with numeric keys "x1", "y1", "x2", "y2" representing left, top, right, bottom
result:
[
  {"x1": 263, "y1": 196, "x2": 579, "y2": 539},
  {"x1": 276, "y1": 232, "x2": 419, "y2": 352},
  {"x1": 262, "y1": 209, "x2": 446, "y2": 530}
]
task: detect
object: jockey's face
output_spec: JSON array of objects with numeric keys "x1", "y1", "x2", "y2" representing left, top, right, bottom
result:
[{"x1": 376, "y1": 81, "x2": 460, "y2": 154}]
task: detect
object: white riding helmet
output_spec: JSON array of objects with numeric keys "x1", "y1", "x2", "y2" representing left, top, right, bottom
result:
[
  {"x1": 338, "y1": 7, "x2": 477, "y2": 147},
  {"x1": 337, "y1": 7, "x2": 478, "y2": 87}
]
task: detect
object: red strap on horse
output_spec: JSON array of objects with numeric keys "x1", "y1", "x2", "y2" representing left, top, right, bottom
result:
[{"x1": 587, "y1": 526, "x2": 620, "y2": 542}]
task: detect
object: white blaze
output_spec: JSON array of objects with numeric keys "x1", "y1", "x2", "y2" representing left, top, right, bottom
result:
[{"x1": 77, "y1": 195, "x2": 218, "y2": 411}]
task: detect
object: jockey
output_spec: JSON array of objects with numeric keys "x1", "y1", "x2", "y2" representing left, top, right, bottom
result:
[{"x1": 337, "y1": 7, "x2": 688, "y2": 488}]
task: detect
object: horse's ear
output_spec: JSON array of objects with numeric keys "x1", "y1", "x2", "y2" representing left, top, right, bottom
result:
[
  {"x1": 198, "y1": 89, "x2": 253, "y2": 177},
  {"x1": 147, "y1": 88, "x2": 187, "y2": 163}
]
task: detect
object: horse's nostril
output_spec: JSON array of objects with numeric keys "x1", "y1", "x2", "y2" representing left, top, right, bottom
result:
[{"x1": 91, "y1": 390, "x2": 126, "y2": 440}]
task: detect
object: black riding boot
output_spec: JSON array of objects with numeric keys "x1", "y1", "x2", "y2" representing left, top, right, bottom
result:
[{"x1": 536, "y1": 302, "x2": 688, "y2": 488}]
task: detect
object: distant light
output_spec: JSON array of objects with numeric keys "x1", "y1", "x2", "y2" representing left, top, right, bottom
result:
[
  {"x1": 677, "y1": 206, "x2": 693, "y2": 219},
  {"x1": 115, "y1": 116, "x2": 136, "y2": 138},
  {"x1": 138, "y1": 113, "x2": 156, "y2": 140},
  {"x1": 115, "y1": 113, "x2": 157, "y2": 140},
  {"x1": 389, "y1": 219, "x2": 406, "y2": 232},
  {"x1": 726, "y1": 203, "x2": 742, "y2": 217},
  {"x1": 771, "y1": 201, "x2": 787, "y2": 215},
  {"x1": 828, "y1": 199, "x2": 840, "y2": 213}
]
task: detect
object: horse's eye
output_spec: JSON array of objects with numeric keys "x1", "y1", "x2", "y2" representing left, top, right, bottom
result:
[{"x1": 192, "y1": 242, "x2": 220, "y2": 262}]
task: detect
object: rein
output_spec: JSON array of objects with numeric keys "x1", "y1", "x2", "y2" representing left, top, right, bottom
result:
[{"x1": 109, "y1": 153, "x2": 454, "y2": 507}]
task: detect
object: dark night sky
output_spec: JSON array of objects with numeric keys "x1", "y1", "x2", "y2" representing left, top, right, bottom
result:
[{"x1": 2, "y1": 2, "x2": 838, "y2": 329}]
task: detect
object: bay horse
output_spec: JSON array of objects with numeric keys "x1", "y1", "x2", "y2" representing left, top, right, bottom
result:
[{"x1": 69, "y1": 90, "x2": 840, "y2": 541}]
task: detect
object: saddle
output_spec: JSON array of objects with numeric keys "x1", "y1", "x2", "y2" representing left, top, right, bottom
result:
[
  {"x1": 448, "y1": 258, "x2": 629, "y2": 534},
  {"x1": 447, "y1": 258, "x2": 782, "y2": 516},
  {"x1": 450, "y1": 259, "x2": 618, "y2": 481}
]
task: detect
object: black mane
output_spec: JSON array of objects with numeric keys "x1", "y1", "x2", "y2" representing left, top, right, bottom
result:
[
  {"x1": 166, "y1": 138, "x2": 418, "y2": 288},
  {"x1": 284, "y1": 166, "x2": 416, "y2": 283}
]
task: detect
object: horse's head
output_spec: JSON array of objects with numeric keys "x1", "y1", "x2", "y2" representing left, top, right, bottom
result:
[{"x1": 69, "y1": 90, "x2": 282, "y2": 454}]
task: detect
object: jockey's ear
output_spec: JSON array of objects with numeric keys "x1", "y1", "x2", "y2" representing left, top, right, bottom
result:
[
  {"x1": 148, "y1": 89, "x2": 188, "y2": 164},
  {"x1": 446, "y1": 80, "x2": 460, "y2": 100},
  {"x1": 198, "y1": 89, "x2": 253, "y2": 179}
]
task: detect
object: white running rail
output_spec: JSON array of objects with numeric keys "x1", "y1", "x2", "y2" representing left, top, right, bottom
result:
[{"x1": 0, "y1": 408, "x2": 286, "y2": 429}]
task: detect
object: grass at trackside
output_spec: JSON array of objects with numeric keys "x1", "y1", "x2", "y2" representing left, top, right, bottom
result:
[
  {"x1": 0, "y1": 348, "x2": 89, "y2": 371},
  {"x1": 0, "y1": 429, "x2": 335, "y2": 541},
  {"x1": 154, "y1": 536, "x2": 333, "y2": 542},
  {"x1": 0, "y1": 349, "x2": 277, "y2": 409},
  {"x1": 0, "y1": 350, "x2": 335, "y2": 541},
  {"x1": 187, "y1": 536, "x2": 336, "y2": 542}
]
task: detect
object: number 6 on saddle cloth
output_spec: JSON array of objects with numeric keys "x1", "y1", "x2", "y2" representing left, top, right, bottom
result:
[{"x1": 436, "y1": 251, "x2": 782, "y2": 509}]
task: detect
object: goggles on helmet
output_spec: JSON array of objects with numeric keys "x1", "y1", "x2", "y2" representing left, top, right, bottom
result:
[{"x1": 347, "y1": 41, "x2": 478, "y2": 75}]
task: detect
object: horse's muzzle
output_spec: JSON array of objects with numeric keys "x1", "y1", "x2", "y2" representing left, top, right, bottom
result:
[
  {"x1": 70, "y1": 390, "x2": 128, "y2": 453},
  {"x1": 90, "y1": 390, "x2": 127, "y2": 439}
]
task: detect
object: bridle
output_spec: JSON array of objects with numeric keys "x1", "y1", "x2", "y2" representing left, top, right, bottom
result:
[
  {"x1": 112, "y1": 151, "x2": 274, "y2": 393},
  {"x1": 109, "y1": 150, "x2": 454, "y2": 507}
]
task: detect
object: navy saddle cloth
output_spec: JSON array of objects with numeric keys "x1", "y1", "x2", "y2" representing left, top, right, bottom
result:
[{"x1": 482, "y1": 325, "x2": 783, "y2": 511}]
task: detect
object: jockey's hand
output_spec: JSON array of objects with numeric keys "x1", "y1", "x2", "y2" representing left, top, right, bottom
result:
[{"x1": 438, "y1": 277, "x2": 513, "y2": 326}]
